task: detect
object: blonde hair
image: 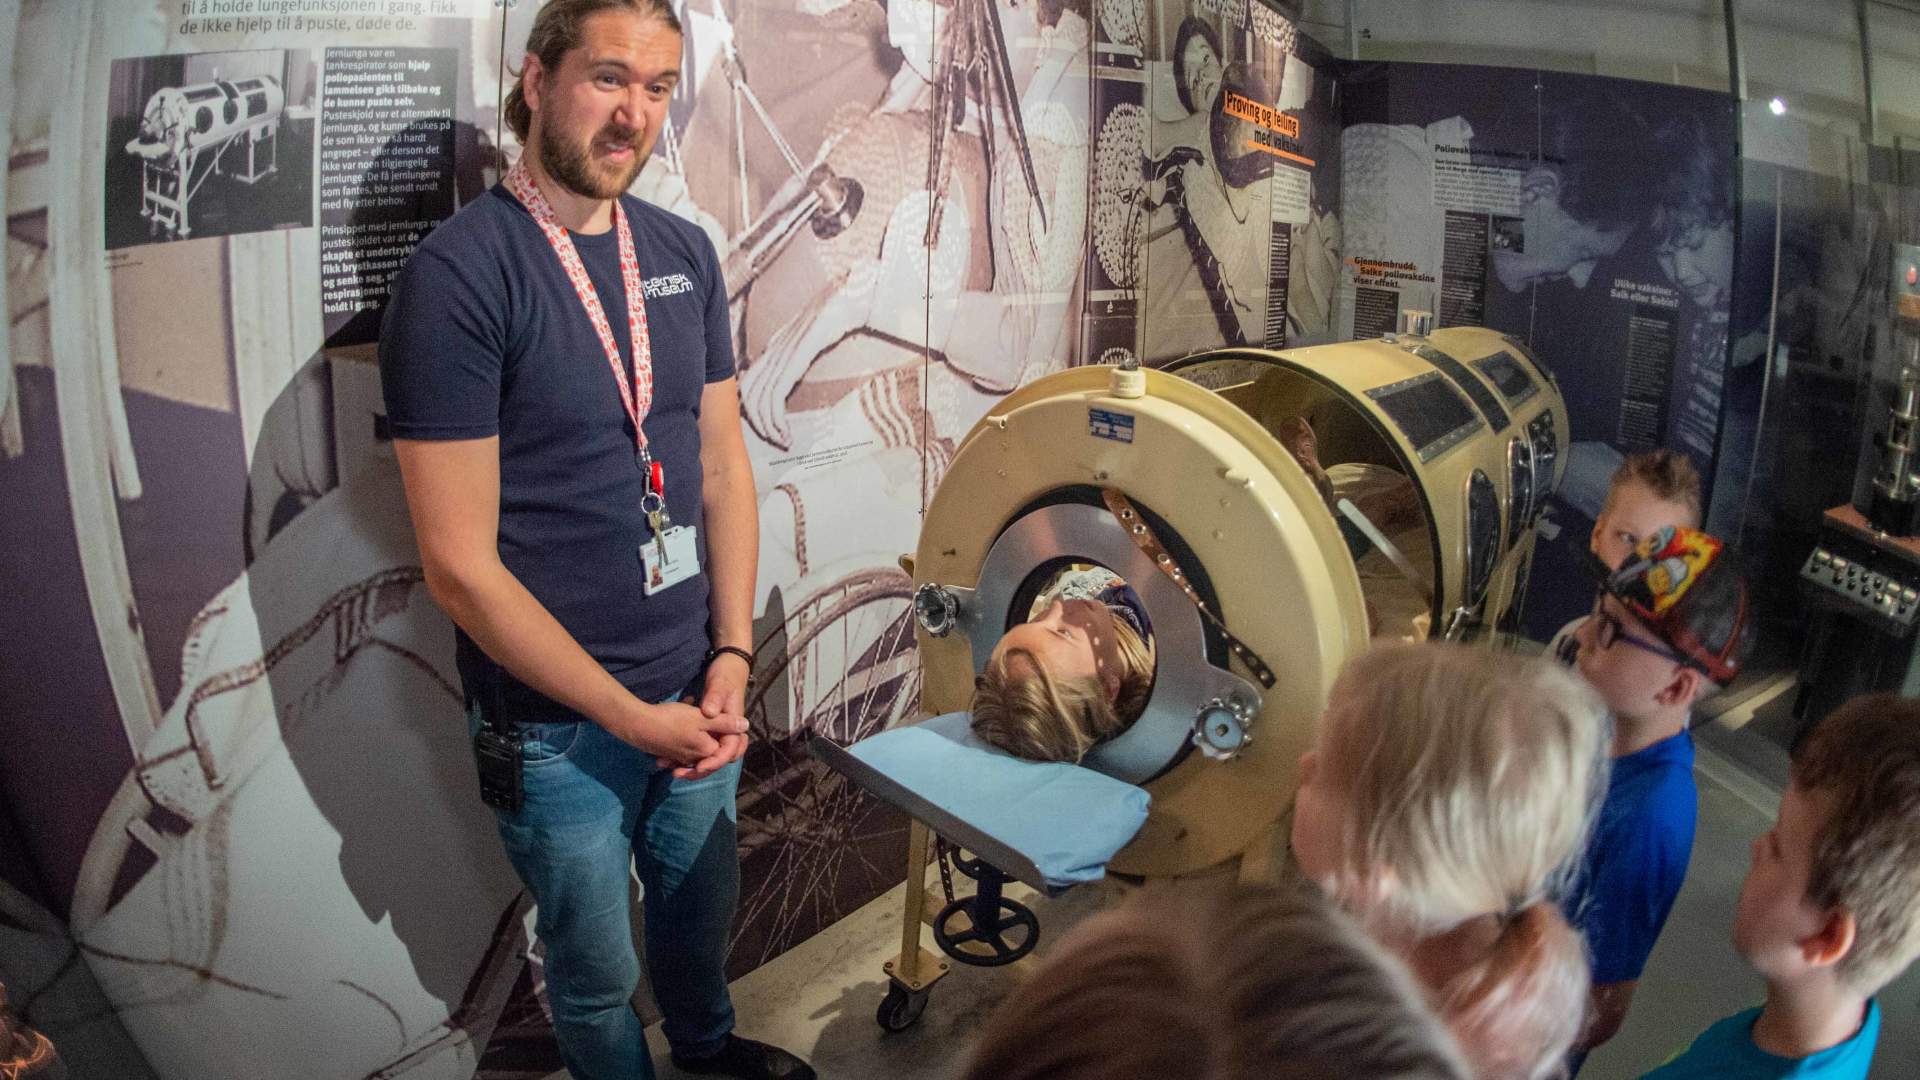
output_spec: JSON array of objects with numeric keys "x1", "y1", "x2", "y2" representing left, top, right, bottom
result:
[
  {"x1": 961, "y1": 883, "x2": 1470, "y2": 1080},
  {"x1": 1606, "y1": 449, "x2": 1702, "y2": 526},
  {"x1": 1311, "y1": 642, "x2": 1611, "y2": 1079},
  {"x1": 970, "y1": 616, "x2": 1154, "y2": 762},
  {"x1": 1791, "y1": 693, "x2": 1920, "y2": 995}
]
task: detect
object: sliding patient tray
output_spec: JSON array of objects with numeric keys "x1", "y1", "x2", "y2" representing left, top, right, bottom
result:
[{"x1": 815, "y1": 711, "x2": 1151, "y2": 894}]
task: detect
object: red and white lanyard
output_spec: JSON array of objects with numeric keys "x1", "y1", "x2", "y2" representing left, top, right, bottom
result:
[{"x1": 504, "y1": 160, "x2": 659, "y2": 487}]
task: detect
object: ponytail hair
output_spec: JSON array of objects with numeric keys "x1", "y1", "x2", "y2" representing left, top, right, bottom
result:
[
  {"x1": 1308, "y1": 643, "x2": 1611, "y2": 1079},
  {"x1": 1417, "y1": 901, "x2": 1590, "y2": 1080}
]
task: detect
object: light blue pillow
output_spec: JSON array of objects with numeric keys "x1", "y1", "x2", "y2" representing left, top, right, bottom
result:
[{"x1": 837, "y1": 712, "x2": 1151, "y2": 892}]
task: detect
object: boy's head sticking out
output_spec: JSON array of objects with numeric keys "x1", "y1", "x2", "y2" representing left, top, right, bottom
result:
[
  {"x1": 1575, "y1": 526, "x2": 1747, "y2": 735},
  {"x1": 1291, "y1": 643, "x2": 1611, "y2": 1080},
  {"x1": 1737, "y1": 694, "x2": 1920, "y2": 998},
  {"x1": 1592, "y1": 450, "x2": 1701, "y2": 573},
  {"x1": 971, "y1": 595, "x2": 1154, "y2": 762}
]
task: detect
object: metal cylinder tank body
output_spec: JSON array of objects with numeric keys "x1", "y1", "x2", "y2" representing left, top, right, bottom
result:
[
  {"x1": 124, "y1": 75, "x2": 286, "y2": 239},
  {"x1": 135, "y1": 76, "x2": 286, "y2": 157},
  {"x1": 909, "y1": 326, "x2": 1565, "y2": 879},
  {"x1": 1168, "y1": 325, "x2": 1568, "y2": 640}
]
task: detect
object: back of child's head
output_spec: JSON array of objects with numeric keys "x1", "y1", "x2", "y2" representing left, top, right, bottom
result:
[
  {"x1": 960, "y1": 883, "x2": 1470, "y2": 1080},
  {"x1": 1789, "y1": 693, "x2": 1920, "y2": 996},
  {"x1": 1313, "y1": 642, "x2": 1610, "y2": 1078},
  {"x1": 1606, "y1": 449, "x2": 1703, "y2": 526},
  {"x1": 971, "y1": 617, "x2": 1152, "y2": 762},
  {"x1": 1317, "y1": 642, "x2": 1609, "y2": 925}
]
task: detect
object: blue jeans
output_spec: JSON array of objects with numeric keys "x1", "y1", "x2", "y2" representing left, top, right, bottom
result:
[{"x1": 473, "y1": 705, "x2": 740, "y2": 1080}]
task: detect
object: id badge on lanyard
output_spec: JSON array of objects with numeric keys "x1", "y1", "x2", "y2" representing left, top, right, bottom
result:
[{"x1": 505, "y1": 160, "x2": 698, "y2": 594}]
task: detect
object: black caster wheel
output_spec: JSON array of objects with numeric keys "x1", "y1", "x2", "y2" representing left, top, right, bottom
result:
[
  {"x1": 875, "y1": 984, "x2": 929, "y2": 1032},
  {"x1": 933, "y1": 895, "x2": 1040, "y2": 967}
]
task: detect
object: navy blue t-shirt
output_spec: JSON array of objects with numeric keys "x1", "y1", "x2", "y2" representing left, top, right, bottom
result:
[
  {"x1": 1567, "y1": 728, "x2": 1698, "y2": 984},
  {"x1": 379, "y1": 184, "x2": 734, "y2": 721}
]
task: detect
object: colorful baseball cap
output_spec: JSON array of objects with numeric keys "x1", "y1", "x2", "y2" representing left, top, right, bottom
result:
[{"x1": 1601, "y1": 526, "x2": 1750, "y2": 684}]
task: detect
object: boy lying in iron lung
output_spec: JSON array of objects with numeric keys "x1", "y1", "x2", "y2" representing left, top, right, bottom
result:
[
  {"x1": 970, "y1": 567, "x2": 1157, "y2": 763},
  {"x1": 968, "y1": 430, "x2": 1432, "y2": 764}
]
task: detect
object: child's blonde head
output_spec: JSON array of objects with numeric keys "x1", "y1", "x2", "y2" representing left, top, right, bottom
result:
[
  {"x1": 1605, "y1": 450, "x2": 1702, "y2": 525},
  {"x1": 1306, "y1": 642, "x2": 1611, "y2": 1079},
  {"x1": 971, "y1": 616, "x2": 1153, "y2": 762}
]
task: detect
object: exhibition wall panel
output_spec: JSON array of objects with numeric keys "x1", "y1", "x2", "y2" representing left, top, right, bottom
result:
[
  {"x1": 1, "y1": 0, "x2": 1107, "y2": 1075},
  {"x1": 4, "y1": 3, "x2": 579, "y2": 1078},
  {"x1": 1333, "y1": 60, "x2": 1738, "y2": 640}
]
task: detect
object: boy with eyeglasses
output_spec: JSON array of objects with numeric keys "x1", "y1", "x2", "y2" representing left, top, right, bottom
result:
[{"x1": 1565, "y1": 526, "x2": 1751, "y2": 1066}]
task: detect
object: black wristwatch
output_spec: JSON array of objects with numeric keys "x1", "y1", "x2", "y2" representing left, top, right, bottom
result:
[{"x1": 705, "y1": 645, "x2": 756, "y2": 685}]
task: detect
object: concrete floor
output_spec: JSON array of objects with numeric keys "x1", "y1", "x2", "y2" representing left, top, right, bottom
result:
[
  {"x1": 631, "y1": 874, "x2": 1128, "y2": 1080},
  {"x1": 610, "y1": 720, "x2": 1920, "y2": 1080}
]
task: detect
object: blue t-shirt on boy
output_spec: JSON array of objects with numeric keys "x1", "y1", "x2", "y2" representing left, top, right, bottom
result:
[
  {"x1": 1569, "y1": 728, "x2": 1699, "y2": 984},
  {"x1": 1642, "y1": 1000, "x2": 1880, "y2": 1079}
]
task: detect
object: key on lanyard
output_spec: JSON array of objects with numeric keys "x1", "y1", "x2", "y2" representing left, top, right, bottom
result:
[{"x1": 641, "y1": 451, "x2": 670, "y2": 566}]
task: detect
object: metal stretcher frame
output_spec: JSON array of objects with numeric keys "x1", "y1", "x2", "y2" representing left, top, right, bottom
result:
[{"x1": 131, "y1": 122, "x2": 280, "y2": 240}]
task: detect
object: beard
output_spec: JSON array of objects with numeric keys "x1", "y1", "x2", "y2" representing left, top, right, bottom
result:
[{"x1": 537, "y1": 108, "x2": 648, "y2": 201}]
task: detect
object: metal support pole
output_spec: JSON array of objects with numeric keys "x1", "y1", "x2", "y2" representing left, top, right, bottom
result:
[
  {"x1": 1723, "y1": 0, "x2": 1746, "y2": 102},
  {"x1": 1858, "y1": 0, "x2": 1879, "y2": 144},
  {"x1": 1347, "y1": 0, "x2": 1359, "y2": 60},
  {"x1": 897, "y1": 820, "x2": 930, "y2": 982}
]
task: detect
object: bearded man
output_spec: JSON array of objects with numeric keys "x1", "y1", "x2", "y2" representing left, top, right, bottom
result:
[{"x1": 379, "y1": 2, "x2": 809, "y2": 1077}]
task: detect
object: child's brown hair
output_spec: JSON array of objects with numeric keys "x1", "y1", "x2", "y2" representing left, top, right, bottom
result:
[
  {"x1": 961, "y1": 883, "x2": 1469, "y2": 1080},
  {"x1": 1791, "y1": 693, "x2": 1920, "y2": 995}
]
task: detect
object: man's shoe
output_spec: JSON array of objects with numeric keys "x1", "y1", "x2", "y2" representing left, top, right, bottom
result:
[{"x1": 670, "y1": 1035, "x2": 816, "y2": 1080}]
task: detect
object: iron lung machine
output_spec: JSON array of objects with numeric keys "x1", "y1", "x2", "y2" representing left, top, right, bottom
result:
[
  {"x1": 818, "y1": 323, "x2": 1566, "y2": 1030},
  {"x1": 124, "y1": 75, "x2": 286, "y2": 239}
]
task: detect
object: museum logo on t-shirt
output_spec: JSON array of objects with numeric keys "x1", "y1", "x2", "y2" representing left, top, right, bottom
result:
[{"x1": 645, "y1": 272, "x2": 696, "y2": 300}]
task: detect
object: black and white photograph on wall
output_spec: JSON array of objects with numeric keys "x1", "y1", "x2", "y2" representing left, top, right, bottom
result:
[
  {"x1": 1088, "y1": 63, "x2": 1147, "y2": 365},
  {"x1": 1094, "y1": 0, "x2": 1146, "y2": 72},
  {"x1": 105, "y1": 49, "x2": 318, "y2": 249},
  {"x1": 8, "y1": 4, "x2": 524, "y2": 1077},
  {"x1": 1281, "y1": 39, "x2": 1340, "y2": 347},
  {"x1": 1493, "y1": 81, "x2": 1735, "y2": 643},
  {"x1": 1138, "y1": 0, "x2": 1333, "y2": 363},
  {"x1": 1338, "y1": 62, "x2": 1736, "y2": 641}
]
